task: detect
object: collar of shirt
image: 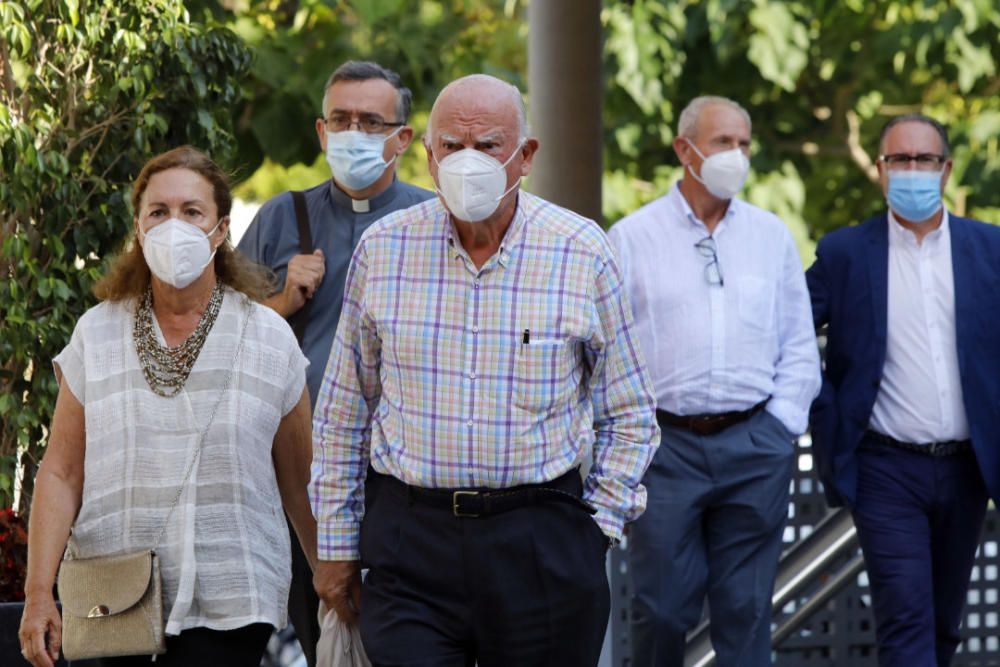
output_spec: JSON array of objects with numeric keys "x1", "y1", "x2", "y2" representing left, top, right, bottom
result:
[
  {"x1": 668, "y1": 181, "x2": 739, "y2": 238},
  {"x1": 329, "y1": 174, "x2": 402, "y2": 213},
  {"x1": 444, "y1": 192, "x2": 527, "y2": 270},
  {"x1": 887, "y1": 207, "x2": 950, "y2": 250}
]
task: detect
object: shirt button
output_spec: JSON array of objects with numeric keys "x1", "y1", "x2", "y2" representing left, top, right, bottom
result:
[
  {"x1": 469, "y1": 372, "x2": 476, "y2": 379},
  {"x1": 472, "y1": 325, "x2": 479, "y2": 333},
  {"x1": 474, "y1": 280, "x2": 480, "y2": 288},
  {"x1": 466, "y1": 419, "x2": 474, "y2": 427}
]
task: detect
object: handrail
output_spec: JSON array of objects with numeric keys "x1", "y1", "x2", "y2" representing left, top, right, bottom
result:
[
  {"x1": 771, "y1": 554, "x2": 866, "y2": 646},
  {"x1": 684, "y1": 509, "x2": 860, "y2": 667}
]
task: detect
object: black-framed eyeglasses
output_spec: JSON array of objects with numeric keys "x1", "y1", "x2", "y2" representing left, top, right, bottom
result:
[
  {"x1": 322, "y1": 111, "x2": 405, "y2": 134},
  {"x1": 694, "y1": 236, "x2": 724, "y2": 286},
  {"x1": 879, "y1": 153, "x2": 947, "y2": 171}
]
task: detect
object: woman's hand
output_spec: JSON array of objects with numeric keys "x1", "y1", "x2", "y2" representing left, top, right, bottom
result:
[
  {"x1": 20, "y1": 377, "x2": 85, "y2": 667},
  {"x1": 18, "y1": 592, "x2": 62, "y2": 667}
]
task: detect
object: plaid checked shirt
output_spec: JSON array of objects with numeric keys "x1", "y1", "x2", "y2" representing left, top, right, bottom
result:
[{"x1": 311, "y1": 192, "x2": 659, "y2": 560}]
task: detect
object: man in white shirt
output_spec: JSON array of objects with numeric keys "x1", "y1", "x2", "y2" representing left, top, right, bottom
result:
[
  {"x1": 807, "y1": 113, "x2": 1000, "y2": 665},
  {"x1": 609, "y1": 95, "x2": 821, "y2": 666}
]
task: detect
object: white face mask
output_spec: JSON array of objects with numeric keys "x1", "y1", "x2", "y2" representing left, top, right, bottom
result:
[
  {"x1": 140, "y1": 217, "x2": 223, "y2": 289},
  {"x1": 325, "y1": 127, "x2": 401, "y2": 191},
  {"x1": 685, "y1": 139, "x2": 750, "y2": 200},
  {"x1": 433, "y1": 141, "x2": 523, "y2": 222}
]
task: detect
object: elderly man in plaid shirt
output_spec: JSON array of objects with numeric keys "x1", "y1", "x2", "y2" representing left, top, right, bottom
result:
[{"x1": 310, "y1": 74, "x2": 659, "y2": 666}]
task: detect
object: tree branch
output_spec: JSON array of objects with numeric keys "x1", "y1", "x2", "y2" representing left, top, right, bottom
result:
[
  {"x1": 846, "y1": 109, "x2": 879, "y2": 183},
  {"x1": 64, "y1": 106, "x2": 132, "y2": 154},
  {"x1": 0, "y1": 35, "x2": 16, "y2": 108}
]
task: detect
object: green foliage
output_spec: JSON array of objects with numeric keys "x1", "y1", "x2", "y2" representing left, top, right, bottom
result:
[
  {"x1": 0, "y1": 0, "x2": 252, "y2": 511},
  {"x1": 221, "y1": 0, "x2": 1000, "y2": 241},
  {"x1": 186, "y1": 0, "x2": 527, "y2": 199},
  {"x1": 602, "y1": 0, "x2": 1000, "y2": 237}
]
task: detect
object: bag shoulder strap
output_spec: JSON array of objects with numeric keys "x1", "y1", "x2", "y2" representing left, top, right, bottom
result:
[
  {"x1": 291, "y1": 190, "x2": 313, "y2": 253},
  {"x1": 290, "y1": 190, "x2": 313, "y2": 345}
]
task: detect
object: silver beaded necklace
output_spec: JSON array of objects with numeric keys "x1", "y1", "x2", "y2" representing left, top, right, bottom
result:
[{"x1": 133, "y1": 281, "x2": 225, "y2": 397}]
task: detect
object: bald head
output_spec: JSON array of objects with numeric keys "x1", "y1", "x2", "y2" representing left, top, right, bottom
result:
[{"x1": 425, "y1": 75, "x2": 528, "y2": 145}]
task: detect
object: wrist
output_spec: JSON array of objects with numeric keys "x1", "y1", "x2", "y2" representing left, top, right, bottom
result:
[
  {"x1": 265, "y1": 292, "x2": 291, "y2": 318},
  {"x1": 23, "y1": 584, "x2": 55, "y2": 600}
]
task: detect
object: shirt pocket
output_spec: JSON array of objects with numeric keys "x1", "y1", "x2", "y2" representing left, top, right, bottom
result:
[
  {"x1": 512, "y1": 338, "x2": 578, "y2": 414},
  {"x1": 738, "y1": 276, "x2": 776, "y2": 333}
]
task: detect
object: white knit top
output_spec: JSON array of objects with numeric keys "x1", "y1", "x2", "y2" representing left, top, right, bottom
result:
[{"x1": 54, "y1": 288, "x2": 308, "y2": 634}]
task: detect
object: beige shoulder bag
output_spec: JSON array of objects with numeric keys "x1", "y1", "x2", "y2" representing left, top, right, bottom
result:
[{"x1": 57, "y1": 301, "x2": 253, "y2": 660}]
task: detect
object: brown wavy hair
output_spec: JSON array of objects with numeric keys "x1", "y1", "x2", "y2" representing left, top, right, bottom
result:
[{"x1": 93, "y1": 146, "x2": 274, "y2": 302}]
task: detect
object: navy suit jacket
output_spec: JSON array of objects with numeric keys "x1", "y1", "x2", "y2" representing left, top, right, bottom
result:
[{"x1": 806, "y1": 213, "x2": 1000, "y2": 507}]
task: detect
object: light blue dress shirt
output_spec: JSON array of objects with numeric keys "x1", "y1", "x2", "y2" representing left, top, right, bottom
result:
[{"x1": 608, "y1": 183, "x2": 820, "y2": 434}]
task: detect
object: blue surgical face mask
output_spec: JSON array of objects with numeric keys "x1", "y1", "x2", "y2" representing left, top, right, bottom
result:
[
  {"x1": 325, "y1": 127, "x2": 401, "y2": 191},
  {"x1": 887, "y1": 170, "x2": 944, "y2": 223}
]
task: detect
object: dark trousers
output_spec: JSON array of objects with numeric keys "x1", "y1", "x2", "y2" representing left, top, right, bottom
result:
[
  {"x1": 94, "y1": 623, "x2": 271, "y2": 667},
  {"x1": 629, "y1": 409, "x2": 795, "y2": 667},
  {"x1": 286, "y1": 517, "x2": 320, "y2": 667},
  {"x1": 853, "y1": 434, "x2": 988, "y2": 667},
  {"x1": 358, "y1": 471, "x2": 610, "y2": 667}
]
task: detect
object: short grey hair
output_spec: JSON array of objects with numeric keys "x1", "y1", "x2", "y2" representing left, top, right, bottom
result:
[
  {"x1": 677, "y1": 95, "x2": 752, "y2": 139},
  {"x1": 324, "y1": 60, "x2": 412, "y2": 123},
  {"x1": 878, "y1": 113, "x2": 950, "y2": 158},
  {"x1": 424, "y1": 75, "x2": 528, "y2": 144}
]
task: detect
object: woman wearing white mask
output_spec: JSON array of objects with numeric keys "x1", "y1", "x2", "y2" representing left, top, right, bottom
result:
[{"x1": 18, "y1": 146, "x2": 317, "y2": 667}]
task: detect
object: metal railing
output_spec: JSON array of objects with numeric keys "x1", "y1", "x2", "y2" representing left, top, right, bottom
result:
[{"x1": 684, "y1": 509, "x2": 860, "y2": 667}]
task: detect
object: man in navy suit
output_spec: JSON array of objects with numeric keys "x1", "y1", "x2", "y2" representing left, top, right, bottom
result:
[{"x1": 807, "y1": 113, "x2": 1000, "y2": 666}]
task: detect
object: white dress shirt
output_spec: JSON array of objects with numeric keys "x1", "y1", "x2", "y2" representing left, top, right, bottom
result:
[
  {"x1": 608, "y1": 183, "x2": 820, "y2": 434},
  {"x1": 869, "y1": 210, "x2": 969, "y2": 443}
]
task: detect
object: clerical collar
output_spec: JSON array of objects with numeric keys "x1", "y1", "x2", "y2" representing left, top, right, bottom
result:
[{"x1": 329, "y1": 176, "x2": 400, "y2": 214}]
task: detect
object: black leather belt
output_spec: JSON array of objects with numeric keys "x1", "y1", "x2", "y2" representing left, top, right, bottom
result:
[
  {"x1": 656, "y1": 400, "x2": 768, "y2": 436},
  {"x1": 370, "y1": 468, "x2": 596, "y2": 518},
  {"x1": 864, "y1": 430, "x2": 972, "y2": 457}
]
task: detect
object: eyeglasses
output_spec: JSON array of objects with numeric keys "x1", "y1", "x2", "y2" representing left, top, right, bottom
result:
[
  {"x1": 879, "y1": 153, "x2": 947, "y2": 171},
  {"x1": 694, "y1": 236, "x2": 724, "y2": 286},
  {"x1": 323, "y1": 111, "x2": 404, "y2": 134}
]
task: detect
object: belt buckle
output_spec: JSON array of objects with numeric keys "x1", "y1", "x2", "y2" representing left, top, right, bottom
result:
[
  {"x1": 453, "y1": 490, "x2": 481, "y2": 517},
  {"x1": 929, "y1": 441, "x2": 951, "y2": 456}
]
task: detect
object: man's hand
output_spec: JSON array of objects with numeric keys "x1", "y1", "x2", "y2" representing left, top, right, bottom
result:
[
  {"x1": 314, "y1": 559, "x2": 362, "y2": 625},
  {"x1": 271, "y1": 250, "x2": 325, "y2": 317}
]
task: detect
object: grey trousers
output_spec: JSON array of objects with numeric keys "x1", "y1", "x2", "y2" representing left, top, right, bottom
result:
[{"x1": 628, "y1": 408, "x2": 795, "y2": 667}]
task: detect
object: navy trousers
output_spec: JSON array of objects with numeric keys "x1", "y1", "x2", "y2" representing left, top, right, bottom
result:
[
  {"x1": 852, "y1": 434, "x2": 988, "y2": 667},
  {"x1": 629, "y1": 409, "x2": 795, "y2": 667},
  {"x1": 358, "y1": 471, "x2": 610, "y2": 667}
]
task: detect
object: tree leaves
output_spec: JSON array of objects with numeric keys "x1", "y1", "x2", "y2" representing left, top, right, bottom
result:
[
  {"x1": 747, "y1": 1, "x2": 809, "y2": 92},
  {"x1": 602, "y1": 0, "x2": 1000, "y2": 237},
  {"x1": 0, "y1": 0, "x2": 252, "y2": 511}
]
